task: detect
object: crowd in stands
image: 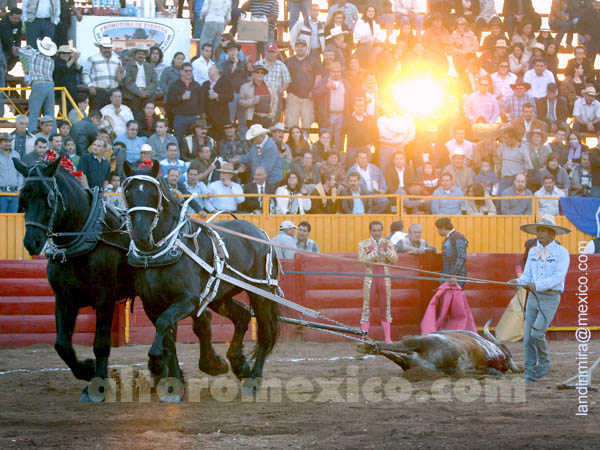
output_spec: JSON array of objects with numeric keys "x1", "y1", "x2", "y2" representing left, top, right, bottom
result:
[{"x1": 1, "y1": 0, "x2": 600, "y2": 215}]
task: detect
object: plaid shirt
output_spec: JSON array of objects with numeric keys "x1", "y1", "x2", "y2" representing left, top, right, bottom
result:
[
  {"x1": 502, "y1": 92, "x2": 537, "y2": 121},
  {"x1": 83, "y1": 52, "x2": 121, "y2": 89},
  {"x1": 257, "y1": 59, "x2": 291, "y2": 92},
  {"x1": 19, "y1": 48, "x2": 54, "y2": 83}
]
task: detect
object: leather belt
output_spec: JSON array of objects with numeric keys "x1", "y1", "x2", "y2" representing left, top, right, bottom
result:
[
  {"x1": 538, "y1": 289, "x2": 561, "y2": 295},
  {"x1": 0, "y1": 185, "x2": 18, "y2": 192}
]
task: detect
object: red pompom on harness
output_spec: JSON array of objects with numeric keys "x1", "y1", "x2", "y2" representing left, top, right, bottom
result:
[{"x1": 44, "y1": 149, "x2": 83, "y2": 180}]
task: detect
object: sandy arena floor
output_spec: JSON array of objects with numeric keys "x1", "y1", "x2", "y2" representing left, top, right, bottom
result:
[{"x1": 0, "y1": 340, "x2": 598, "y2": 449}]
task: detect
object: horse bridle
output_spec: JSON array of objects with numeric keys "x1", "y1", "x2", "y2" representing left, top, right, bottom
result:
[
  {"x1": 121, "y1": 174, "x2": 170, "y2": 248},
  {"x1": 22, "y1": 165, "x2": 65, "y2": 234}
]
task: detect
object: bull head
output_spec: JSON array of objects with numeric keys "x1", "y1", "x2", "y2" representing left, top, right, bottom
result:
[{"x1": 483, "y1": 320, "x2": 523, "y2": 373}]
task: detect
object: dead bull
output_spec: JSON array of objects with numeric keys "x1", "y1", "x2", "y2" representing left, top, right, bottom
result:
[{"x1": 362, "y1": 320, "x2": 522, "y2": 376}]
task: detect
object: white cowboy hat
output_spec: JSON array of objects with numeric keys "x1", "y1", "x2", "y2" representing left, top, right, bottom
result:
[
  {"x1": 95, "y1": 36, "x2": 113, "y2": 48},
  {"x1": 325, "y1": 26, "x2": 348, "y2": 41},
  {"x1": 246, "y1": 123, "x2": 269, "y2": 141},
  {"x1": 520, "y1": 214, "x2": 571, "y2": 236},
  {"x1": 37, "y1": 37, "x2": 57, "y2": 57},
  {"x1": 140, "y1": 143, "x2": 154, "y2": 153},
  {"x1": 451, "y1": 148, "x2": 466, "y2": 157},
  {"x1": 269, "y1": 122, "x2": 286, "y2": 133},
  {"x1": 532, "y1": 42, "x2": 545, "y2": 52}
]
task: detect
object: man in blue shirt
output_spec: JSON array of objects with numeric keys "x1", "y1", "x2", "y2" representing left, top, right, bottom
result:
[
  {"x1": 114, "y1": 120, "x2": 147, "y2": 164},
  {"x1": 431, "y1": 172, "x2": 465, "y2": 215},
  {"x1": 236, "y1": 124, "x2": 283, "y2": 185},
  {"x1": 509, "y1": 214, "x2": 571, "y2": 382}
]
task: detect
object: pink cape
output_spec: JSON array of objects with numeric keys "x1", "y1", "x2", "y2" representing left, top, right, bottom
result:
[{"x1": 420, "y1": 282, "x2": 477, "y2": 335}]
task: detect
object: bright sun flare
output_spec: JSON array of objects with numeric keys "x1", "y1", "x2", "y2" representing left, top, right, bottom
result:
[{"x1": 391, "y1": 79, "x2": 447, "y2": 117}]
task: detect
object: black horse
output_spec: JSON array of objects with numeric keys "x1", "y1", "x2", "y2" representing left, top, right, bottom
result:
[
  {"x1": 13, "y1": 158, "x2": 224, "y2": 401},
  {"x1": 122, "y1": 161, "x2": 280, "y2": 396}
]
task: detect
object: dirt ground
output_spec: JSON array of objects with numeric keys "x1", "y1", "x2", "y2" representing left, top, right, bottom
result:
[{"x1": 0, "y1": 340, "x2": 598, "y2": 450}]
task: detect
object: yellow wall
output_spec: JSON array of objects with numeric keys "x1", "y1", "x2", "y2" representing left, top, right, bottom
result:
[{"x1": 1, "y1": 213, "x2": 592, "y2": 259}]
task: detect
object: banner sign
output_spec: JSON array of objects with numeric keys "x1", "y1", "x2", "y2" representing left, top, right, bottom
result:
[
  {"x1": 560, "y1": 197, "x2": 600, "y2": 237},
  {"x1": 71, "y1": 16, "x2": 190, "y2": 64}
]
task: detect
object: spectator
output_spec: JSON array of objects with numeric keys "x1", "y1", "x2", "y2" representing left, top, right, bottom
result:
[
  {"x1": 443, "y1": 150, "x2": 475, "y2": 193},
  {"x1": 284, "y1": 38, "x2": 322, "y2": 133},
  {"x1": 238, "y1": 123, "x2": 284, "y2": 185},
  {"x1": 449, "y1": 16, "x2": 478, "y2": 88},
  {"x1": 544, "y1": 41, "x2": 559, "y2": 76},
  {"x1": 314, "y1": 61, "x2": 352, "y2": 148},
  {"x1": 48, "y1": 132, "x2": 62, "y2": 154},
  {"x1": 167, "y1": 62, "x2": 204, "y2": 145},
  {"x1": 573, "y1": 86, "x2": 600, "y2": 134},
  {"x1": 146, "y1": 46, "x2": 167, "y2": 87},
  {"x1": 310, "y1": 171, "x2": 340, "y2": 214},
  {"x1": 257, "y1": 42, "x2": 290, "y2": 120},
  {"x1": 121, "y1": 46, "x2": 158, "y2": 115},
  {"x1": 508, "y1": 42, "x2": 530, "y2": 77},
  {"x1": 114, "y1": 120, "x2": 147, "y2": 164},
  {"x1": 286, "y1": 125, "x2": 311, "y2": 158},
  {"x1": 387, "y1": 220, "x2": 406, "y2": 245},
  {"x1": 421, "y1": 12, "x2": 452, "y2": 70},
  {"x1": 241, "y1": 0, "x2": 279, "y2": 59},
  {"x1": 52, "y1": 45, "x2": 80, "y2": 110},
  {"x1": 202, "y1": 64, "x2": 234, "y2": 139},
  {"x1": 393, "y1": 0, "x2": 424, "y2": 39},
  {"x1": 56, "y1": 120, "x2": 70, "y2": 140},
  {"x1": 559, "y1": 62, "x2": 586, "y2": 114},
  {"x1": 68, "y1": 93, "x2": 88, "y2": 125},
  {"x1": 523, "y1": 59, "x2": 555, "y2": 99},
  {"x1": 491, "y1": 60, "x2": 517, "y2": 103},
  {"x1": 206, "y1": 162, "x2": 244, "y2": 212},
  {"x1": 134, "y1": 101, "x2": 159, "y2": 139},
  {"x1": 570, "y1": 151, "x2": 593, "y2": 196},
  {"x1": 199, "y1": 0, "x2": 231, "y2": 55},
  {"x1": 565, "y1": 130, "x2": 589, "y2": 172},
  {"x1": 535, "y1": 83, "x2": 568, "y2": 133},
  {"x1": 22, "y1": 137, "x2": 47, "y2": 165},
  {"x1": 240, "y1": 166, "x2": 276, "y2": 214},
  {"x1": 465, "y1": 182, "x2": 497, "y2": 215},
  {"x1": 100, "y1": 89, "x2": 134, "y2": 137},
  {"x1": 347, "y1": 148, "x2": 388, "y2": 213},
  {"x1": 61, "y1": 136, "x2": 79, "y2": 168},
  {"x1": 464, "y1": 76, "x2": 500, "y2": 125},
  {"x1": 480, "y1": 38, "x2": 509, "y2": 75},
  {"x1": 540, "y1": 152, "x2": 570, "y2": 194},
  {"x1": 445, "y1": 126, "x2": 474, "y2": 163},
  {"x1": 83, "y1": 37, "x2": 124, "y2": 110},
  {"x1": 319, "y1": 150, "x2": 347, "y2": 188},
  {"x1": 431, "y1": 172, "x2": 464, "y2": 215},
  {"x1": 296, "y1": 221, "x2": 320, "y2": 252},
  {"x1": 79, "y1": 139, "x2": 110, "y2": 190},
  {"x1": 217, "y1": 123, "x2": 248, "y2": 163},
  {"x1": 147, "y1": 119, "x2": 178, "y2": 161},
  {"x1": 577, "y1": 0, "x2": 600, "y2": 65},
  {"x1": 10, "y1": 114, "x2": 35, "y2": 158},
  {"x1": 239, "y1": 64, "x2": 278, "y2": 128},
  {"x1": 192, "y1": 43, "x2": 215, "y2": 87},
  {"x1": 159, "y1": 143, "x2": 188, "y2": 182},
  {"x1": 590, "y1": 137, "x2": 600, "y2": 197},
  {"x1": 104, "y1": 171, "x2": 124, "y2": 209},
  {"x1": 0, "y1": 8, "x2": 23, "y2": 71},
  {"x1": 564, "y1": 46, "x2": 593, "y2": 79},
  {"x1": 549, "y1": 126, "x2": 569, "y2": 165},
  {"x1": 272, "y1": 220, "x2": 298, "y2": 260},
  {"x1": 535, "y1": 174, "x2": 565, "y2": 216},
  {"x1": 503, "y1": 1, "x2": 541, "y2": 36},
  {"x1": 274, "y1": 171, "x2": 312, "y2": 214},
  {"x1": 311, "y1": 129, "x2": 335, "y2": 163},
  {"x1": 289, "y1": 3, "x2": 326, "y2": 61},
  {"x1": 419, "y1": 160, "x2": 440, "y2": 194},
  {"x1": 343, "y1": 96, "x2": 378, "y2": 168},
  {"x1": 189, "y1": 143, "x2": 219, "y2": 184},
  {"x1": 34, "y1": 115, "x2": 53, "y2": 142},
  {"x1": 270, "y1": 122, "x2": 292, "y2": 170},
  {"x1": 71, "y1": 109, "x2": 101, "y2": 156},
  {"x1": 21, "y1": 0, "x2": 60, "y2": 46},
  {"x1": 511, "y1": 102, "x2": 544, "y2": 138},
  {"x1": 525, "y1": 126, "x2": 551, "y2": 192},
  {"x1": 396, "y1": 223, "x2": 436, "y2": 254},
  {"x1": 500, "y1": 173, "x2": 532, "y2": 215},
  {"x1": 496, "y1": 125, "x2": 532, "y2": 194},
  {"x1": 482, "y1": 17, "x2": 509, "y2": 52},
  {"x1": 183, "y1": 122, "x2": 216, "y2": 164},
  {"x1": 0, "y1": 133, "x2": 22, "y2": 213},
  {"x1": 549, "y1": 0, "x2": 575, "y2": 49},
  {"x1": 159, "y1": 51, "x2": 185, "y2": 95},
  {"x1": 19, "y1": 37, "x2": 56, "y2": 133},
  {"x1": 183, "y1": 166, "x2": 215, "y2": 214},
  {"x1": 385, "y1": 151, "x2": 415, "y2": 195},
  {"x1": 341, "y1": 171, "x2": 372, "y2": 213},
  {"x1": 376, "y1": 101, "x2": 415, "y2": 170},
  {"x1": 214, "y1": 33, "x2": 239, "y2": 65},
  {"x1": 218, "y1": 42, "x2": 250, "y2": 124},
  {"x1": 327, "y1": 0, "x2": 359, "y2": 31},
  {"x1": 353, "y1": 5, "x2": 385, "y2": 69},
  {"x1": 474, "y1": 159, "x2": 499, "y2": 194},
  {"x1": 162, "y1": 168, "x2": 204, "y2": 214}
]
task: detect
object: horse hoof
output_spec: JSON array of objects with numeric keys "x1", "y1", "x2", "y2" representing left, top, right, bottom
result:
[
  {"x1": 156, "y1": 377, "x2": 184, "y2": 403},
  {"x1": 148, "y1": 354, "x2": 169, "y2": 379},
  {"x1": 79, "y1": 386, "x2": 93, "y2": 402},
  {"x1": 199, "y1": 355, "x2": 229, "y2": 376},
  {"x1": 241, "y1": 378, "x2": 262, "y2": 396}
]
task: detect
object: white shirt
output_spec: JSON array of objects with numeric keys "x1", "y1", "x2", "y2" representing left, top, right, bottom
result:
[
  {"x1": 395, "y1": 167, "x2": 405, "y2": 189},
  {"x1": 491, "y1": 71, "x2": 517, "y2": 100},
  {"x1": 389, "y1": 231, "x2": 407, "y2": 245},
  {"x1": 534, "y1": 186, "x2": 565, "y2": 216},
  {"x1": 377, "y1": 114, "x2": 416, "y2": 145},
  {"x1": 573, "y1": 98, "x2": 600, "y2": 123},
  {"x1": 100, "y1": 103, "x2": 134, "y2": 137},
  {"x1": 523, "y1": 69, "x2": 555, "y2": 99},
  {"x1": 192, "y1": 57, "x2": 215, "y2": 86},
  {"x1": 445, "y1": 139, "x2": 474, "y2": 161},
  {"x1": 135, "y1": 62, "x2": 146, "y2": 89}
]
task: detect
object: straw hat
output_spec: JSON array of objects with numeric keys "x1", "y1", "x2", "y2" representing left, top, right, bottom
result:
[
  {"x1": 510, "y1": 77, "x2": 531, "y2": 90},
  {"x1": 57, "y1": 45, "x2": 73, "y2": 54},
  {"x1": 583, "y1": 86, "x2": 597, "y2": 96},
  {"x1": 531, "y1": 42, "x2": 545, "y2": 52},
  {"x1": 216, "y1": 162, "x2": 237, "y2": 174},
  {"x1": 37, "y1": 37, "x2": 57, "y2": 57},
  {"x1": 494, "y1": 39, "x2": 510, "y2": 49},
  {"x1": 527, "y1": 126, "x2": 547, "y2": 142},
  {"x1": 520, "y1": 214, "x2": 571, "y2": 235},
  {"x1": 245, "y1": 123, "x2": 269, "y2": 140}
]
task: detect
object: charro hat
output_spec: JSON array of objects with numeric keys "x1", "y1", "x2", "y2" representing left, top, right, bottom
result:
[
  {"x1": 279, "y1": 220, "x2": 297, "y2": 230},
  {"x1": 37, "y1": 36, "x2": 57, "y2": 57},
  {"x1": 95, "y1": 36, "x2": 113, "y2": 48},
  {"x1": 216, "y1": 162, "x2": 236, "y2": 174},
  {"x1": 245, "y1": 123, "x2": 269, "y2": 140},
  {"x1": 520, "y1": 214, "x2": 571, "y2": 235}
]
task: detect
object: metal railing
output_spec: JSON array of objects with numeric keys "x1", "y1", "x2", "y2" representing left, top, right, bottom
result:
[{"x1": 0, "y1": 86, "x2": 83, "y2": 124}]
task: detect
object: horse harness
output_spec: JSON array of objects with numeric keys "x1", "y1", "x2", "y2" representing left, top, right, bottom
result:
[{"x1": 23, "y1": 164, "x2": 128, "y2": 262}]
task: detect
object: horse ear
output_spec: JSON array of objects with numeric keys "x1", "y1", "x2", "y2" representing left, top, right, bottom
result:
[
  {"x1": 123, "y1": 161, "x2": 133, "y2": 178},
  {"x1": 12, "y1": 158, "x2": 28, "y2": 177},
  {"x1": 151, "y1": 159, "x2": 160, "y2": 179},
  {"x1": 44, "y1": 158, "x2": 61, "y2": 177}
]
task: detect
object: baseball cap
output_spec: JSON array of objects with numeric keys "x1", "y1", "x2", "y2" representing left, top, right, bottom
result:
[
  {"x1": 279, "y1": 220, "x2": 297, "y2": 230},
  {"x1": 266, "y1": 42, "x2": 279, "y2": 52}
]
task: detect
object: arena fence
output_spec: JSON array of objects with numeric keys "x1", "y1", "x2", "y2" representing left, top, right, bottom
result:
[{"x1": 0, "y1": 86, "x2": 82, "y2": 124}]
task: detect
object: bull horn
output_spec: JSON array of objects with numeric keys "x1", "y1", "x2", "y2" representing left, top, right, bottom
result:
[
  {"x1": 483, "y1": 319, "x2": 501, "y2": 345},
  {"x1": 509, "y1": 358, "x2": 523, "y2": 373}
]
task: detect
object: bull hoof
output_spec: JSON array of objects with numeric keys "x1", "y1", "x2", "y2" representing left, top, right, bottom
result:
[
  {"x1": 242, "y1": 377, "x2": 262, "y2": 396},
  {"x1": 199, "y1": 354, "x2": 229, "y2": 376}
]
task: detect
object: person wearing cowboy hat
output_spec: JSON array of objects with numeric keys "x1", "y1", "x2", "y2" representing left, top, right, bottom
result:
[
  {"x1": 573, "y1": 86, "x2": 600, "y2": 134},
  {"x1": 121, "y1": 45, "x2": 157, "y2": 116},
  {"x1": 523, "y1": 58, "x2": 556, "y2": 99},
  {"x1": 508, "y1": 214, "x2": 571, "y2": 382},
  {"x1": 206, "y1": 161, "x2": 244, "y2": 213},
  {"x1": 53, "y1": 45, "x2": 81, "y2": 110},
  {"x1": 234, "y1": 123, "x2": 283, "y2": 185},
  {"x1": 18, "y1": 36, "x2": 57, "y2": 133},
  {"x1": 502, "y1": 77, "x2": 536, "y2": 121},
  {"x1": 525, "y1": 125, "x2": 551, "y2": 191},
  {"x1": 442, "y1": 148, "x2": 476, "y2": 193},
  {"x1": 84, "y1": 37, "x2": 124, "y2": 111},
  {"x1": 218, "y1": 41, "x2": 250, "y2": 125},
  {"x1": 238, "y1": 63, "x2": 278, "y2": 129},
  {"x1": 480, "y1": 38, "x2": 510, "y2": 74},
  {"x1": 324, "y1": 26, "x2": 349, "y2": 68}
]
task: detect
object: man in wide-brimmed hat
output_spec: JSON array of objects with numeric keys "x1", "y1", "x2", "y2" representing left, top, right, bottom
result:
[
  {"x1": 206, "y1": 162, "x2": 244, "y2": 212},
  {"x1": 502, "y1": 77, "x2": 536, "y2": 121},
  {"x1": 573, "y1": 85, "x2": 600, "y2": 133},
  {"x1": 85, "y1": 37, "x2": 124, "y2": 110},
  {"x1": 508, "y1": 214, "x2": 571, "y2": 382},
  {"x1": 234, "y1": 123, "x2": 283, "y2": 185},
  {"x1": 238, "y1": 63, "x2": 278, "y2": 129}
]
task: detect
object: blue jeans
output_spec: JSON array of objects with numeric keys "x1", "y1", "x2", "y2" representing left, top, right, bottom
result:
[
  {"x1": 26, "y1": 18, "x2": 56, "y2": 47},
  {"x1": 192, "y1": 15, "x2": 204, "y2": 39},
  {"x1": 28, "y1": 81, "x2": 55, "y2": 133},
  {"x1": 229, "y1": 92, "x2": 239, "y2": 123},
  {"x1": 328, "y1": 112, "x2": 344, "y2": 150},
  {"x1": 288, "y1": 1, "x2": 310, "y2": 29},
  {"x1": 0, "y1": 191, "x2": 18, "y2": 213},
  {"x1": 523, "y1": 292, "x2": 561, "y2": 380},
  {"x1": 173, "y1": 114, "x2": 199, "y2": 148}
]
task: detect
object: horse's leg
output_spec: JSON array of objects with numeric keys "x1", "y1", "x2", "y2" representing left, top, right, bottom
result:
[
  {"x1": 192, "y1": 309, "x2": 229, "y2": 376},
  {"x1": 54, "y1": 295, "x2": 95, "y2": 382},
  {"x1": 148, "y1": 296, "x2": 197, "y2": 379},
  {"x1": 211, "y1": 298, "x2": 252, "y2": 380}
]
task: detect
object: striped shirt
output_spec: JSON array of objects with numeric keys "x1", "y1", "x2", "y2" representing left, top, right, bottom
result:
[
  {"x1": 248, "y1": 0, "x2": 279, "y2": 33},
  {"x1": 83, "y1": 52, "x2": 121, "y2": 89},
  {"x1": 257, "y1": 59, "x2": 290, "y2": 92},
  {"x1": 19, "y1": 48, "x2": 54, "y2": 83}
]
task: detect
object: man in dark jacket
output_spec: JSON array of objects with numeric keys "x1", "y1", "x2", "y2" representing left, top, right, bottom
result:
[
  {"x1": 167, "y1": 62, "x2": 204, "y2": 144},
  {"x1": 341, "y1": 172, "x2": 372, "y2": 214},
  {"x1": 0, "y1": 8, "x2": 22, "y2": 71},
  {"x1": 239, "y1": 166, "x2": 277, "y2": 213},
  {"x1": 502, "y1": 0, "x2": 542, "y2": 35},
  {"x1": 578, "y1": 1, "x2": 600, "y2": 65},
  {"x1": 435, "y1": 217, "x2": 468, "y2": 288},
  {"x1": 71, "y1": 109, "x2": 101, "y2": 156},
  {"x1": 535, "y1": 83, "x2": 569, "y2": 134},
  {"x1": 122, "y1": 47, "x2": 158, "y2": 116}
]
